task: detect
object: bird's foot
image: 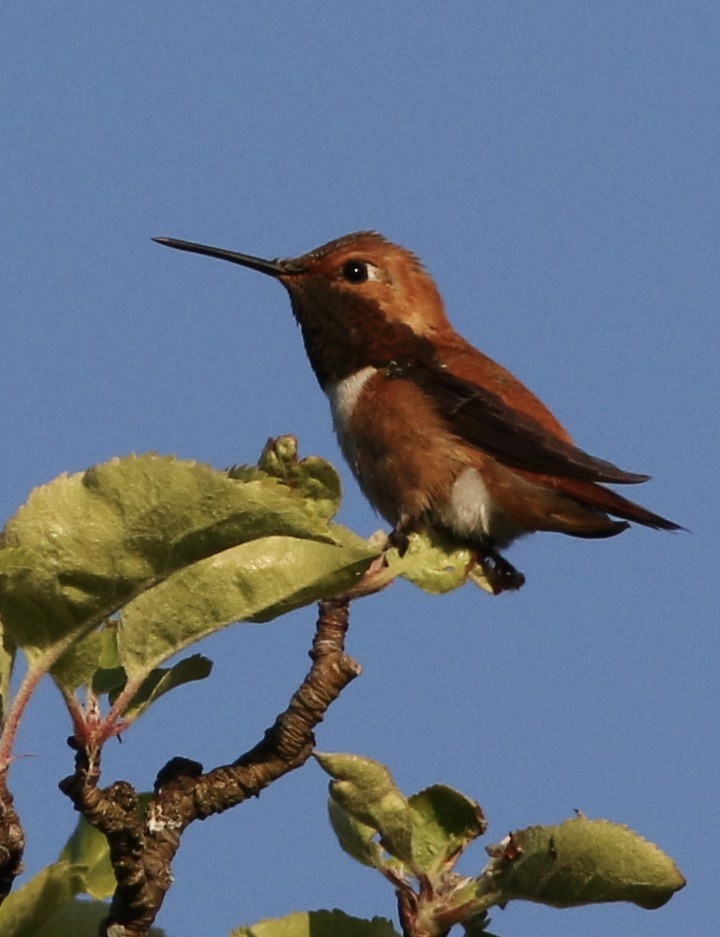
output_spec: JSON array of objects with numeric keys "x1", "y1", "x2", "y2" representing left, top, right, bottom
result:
[
  {"x1": 387, "y1": 519, "x2": 415, "y2": 557},
  {"x1": 479, "y1": 549, "x2": 526, "y2": 595},
  {"x1": 388, "y1": 524, "x2": 525, "y2": 595}
]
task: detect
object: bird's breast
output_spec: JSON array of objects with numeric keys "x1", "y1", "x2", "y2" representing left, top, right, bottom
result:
[{"x1": 324, "y1": 367, "x2": 524, "y2": 546}]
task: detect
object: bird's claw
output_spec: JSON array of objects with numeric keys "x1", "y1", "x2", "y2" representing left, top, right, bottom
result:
[{"x1": 479, "y1": 550, "x2": 526, "y2": 595}]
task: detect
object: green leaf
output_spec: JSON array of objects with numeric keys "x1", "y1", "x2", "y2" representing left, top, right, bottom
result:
[
  {"x1": 31, "y1": 898, "x2": 166, "y2": 937},
  {"x1": 60, "y1": 816, "x2": 116, "y2": 900},
  {"x1": 0, "y1": 860, "x2": 86, "y2": 937},
  {"x1": 408, "y1": 784, "x2": 487, "y2": 874},
  {"x1": 255, "y1": 435, "x2": 343, "y2": 519},
  {"x1": 327, "y1": 797, "x2": 397, "y2": 871},
  {"x1": 116, "y1": 533, "x2": 375, "y2": 679},
  {"x1": 118, "y1": 653, "x2": 213, "y2": 719},
  {"x1": 385, "y1": 531, "x2": 494, "y2": 595},
  {"x1": 50, "y1": 630, "x2": 105, "y2": 691},
  {"x1": 325, "y1": 774, "x2": 488, "y2": 878},
  {"x1": 0, "y1": 451, "x2": 343, "y2": 652},
  {"x1": 0, "y1": 547, "x2": 35, "y2": 575},
  {"x1": 316, "y1": 752, "x2": 414, "y2": 864},
  {"x1": 29, "y1": 447, "x2": 376, "y2": 705},
  {"x1": 232, "y1": 909, "x2": 400, "y2": 937},
  {"x1": 52, "y1": 632, "x2": 215, "y2": 724},
  {"x1": 483, "y1": 816, "x2": 686, "y2": 910},
  {"x1": 460, "y1": 911, "x2": 500, "y2": 937},
  {"x1": 31, "y1": 898, "x2": 110, "y2": 937}
]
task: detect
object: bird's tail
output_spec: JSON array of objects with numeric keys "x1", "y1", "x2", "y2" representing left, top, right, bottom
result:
[{"x1": 559, "y1": 479, "x2": 683, "y2": 533}]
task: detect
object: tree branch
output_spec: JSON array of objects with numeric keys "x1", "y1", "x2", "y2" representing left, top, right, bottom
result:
[
  {"x1": 0, "y1": 776, "x2": 24, "y2": 905},
  {"x1": 59, "y1": 596, "x2": 360, "y2": 936}
]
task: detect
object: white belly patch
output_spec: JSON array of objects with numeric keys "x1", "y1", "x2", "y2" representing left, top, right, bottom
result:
[{"x1": 439, "y1": 467, "x2": 522, "y2": 547}]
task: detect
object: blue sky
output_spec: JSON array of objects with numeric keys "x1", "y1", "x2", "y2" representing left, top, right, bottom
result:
[{"x1": 1, "y1": 4, "x2": 718, "y2": 936}]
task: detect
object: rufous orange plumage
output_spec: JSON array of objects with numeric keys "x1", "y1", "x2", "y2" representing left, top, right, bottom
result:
[{"x1": 155, "y1": 231, "x2": 681, "y2": 592}]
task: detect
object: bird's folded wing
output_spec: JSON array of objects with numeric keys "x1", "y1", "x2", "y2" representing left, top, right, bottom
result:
[{"x1": 411, "y1": 364, "x2": 649, "y2": 484}]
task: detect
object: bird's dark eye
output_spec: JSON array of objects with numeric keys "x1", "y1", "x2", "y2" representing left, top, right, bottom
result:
[{"x1": 341, "y1": 260, "x2": 369, "y2": 283}]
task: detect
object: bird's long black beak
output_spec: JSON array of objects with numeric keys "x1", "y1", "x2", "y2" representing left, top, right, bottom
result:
[{"x1": 153, "y1": 237, "x2": 288, "y2": 277}]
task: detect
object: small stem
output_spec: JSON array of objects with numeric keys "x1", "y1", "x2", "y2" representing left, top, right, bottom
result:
[
  {"x1": 0, "y1": 638, "x2": 101, "y2": 904},
  {"x1": 0, "y1": 663, "x2": 47, "y2": 772},
  {"x1": 1, "y1": 601, "x2": 125, "y2": 769},
  {"x1": 95, "y1": 676, "x2": 145, "y2": 742},
  {"x1": 57, "y1": 684, "x2": 88, "y2": 741}
]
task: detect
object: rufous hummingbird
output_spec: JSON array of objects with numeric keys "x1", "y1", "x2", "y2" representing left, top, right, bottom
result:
[{"x1": 154, "y1": 231, "x2": 680, "y2": 592}]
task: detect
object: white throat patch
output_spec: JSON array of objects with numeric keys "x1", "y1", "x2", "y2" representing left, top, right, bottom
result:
[{"x1": 326, "y1": 366, "x2": 377, "y2": 436}]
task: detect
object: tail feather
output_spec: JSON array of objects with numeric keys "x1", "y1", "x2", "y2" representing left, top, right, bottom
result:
[{"x1": 559, "y1": 479, "x2": 683, "y2": 532}]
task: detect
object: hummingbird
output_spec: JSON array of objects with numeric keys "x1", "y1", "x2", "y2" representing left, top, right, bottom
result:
[{"x1": 153, "y1": 231, "x2": 680, "y2": 593}]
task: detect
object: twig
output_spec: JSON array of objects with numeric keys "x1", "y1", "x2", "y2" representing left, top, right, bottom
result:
[{"x1": 59, "y1": 597, "x2": 360, "y2": 936}]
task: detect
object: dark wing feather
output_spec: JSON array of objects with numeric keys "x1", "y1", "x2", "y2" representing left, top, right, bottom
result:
[{"x1": 410, "y1": 364, "x2": 650, "y2": 484}]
